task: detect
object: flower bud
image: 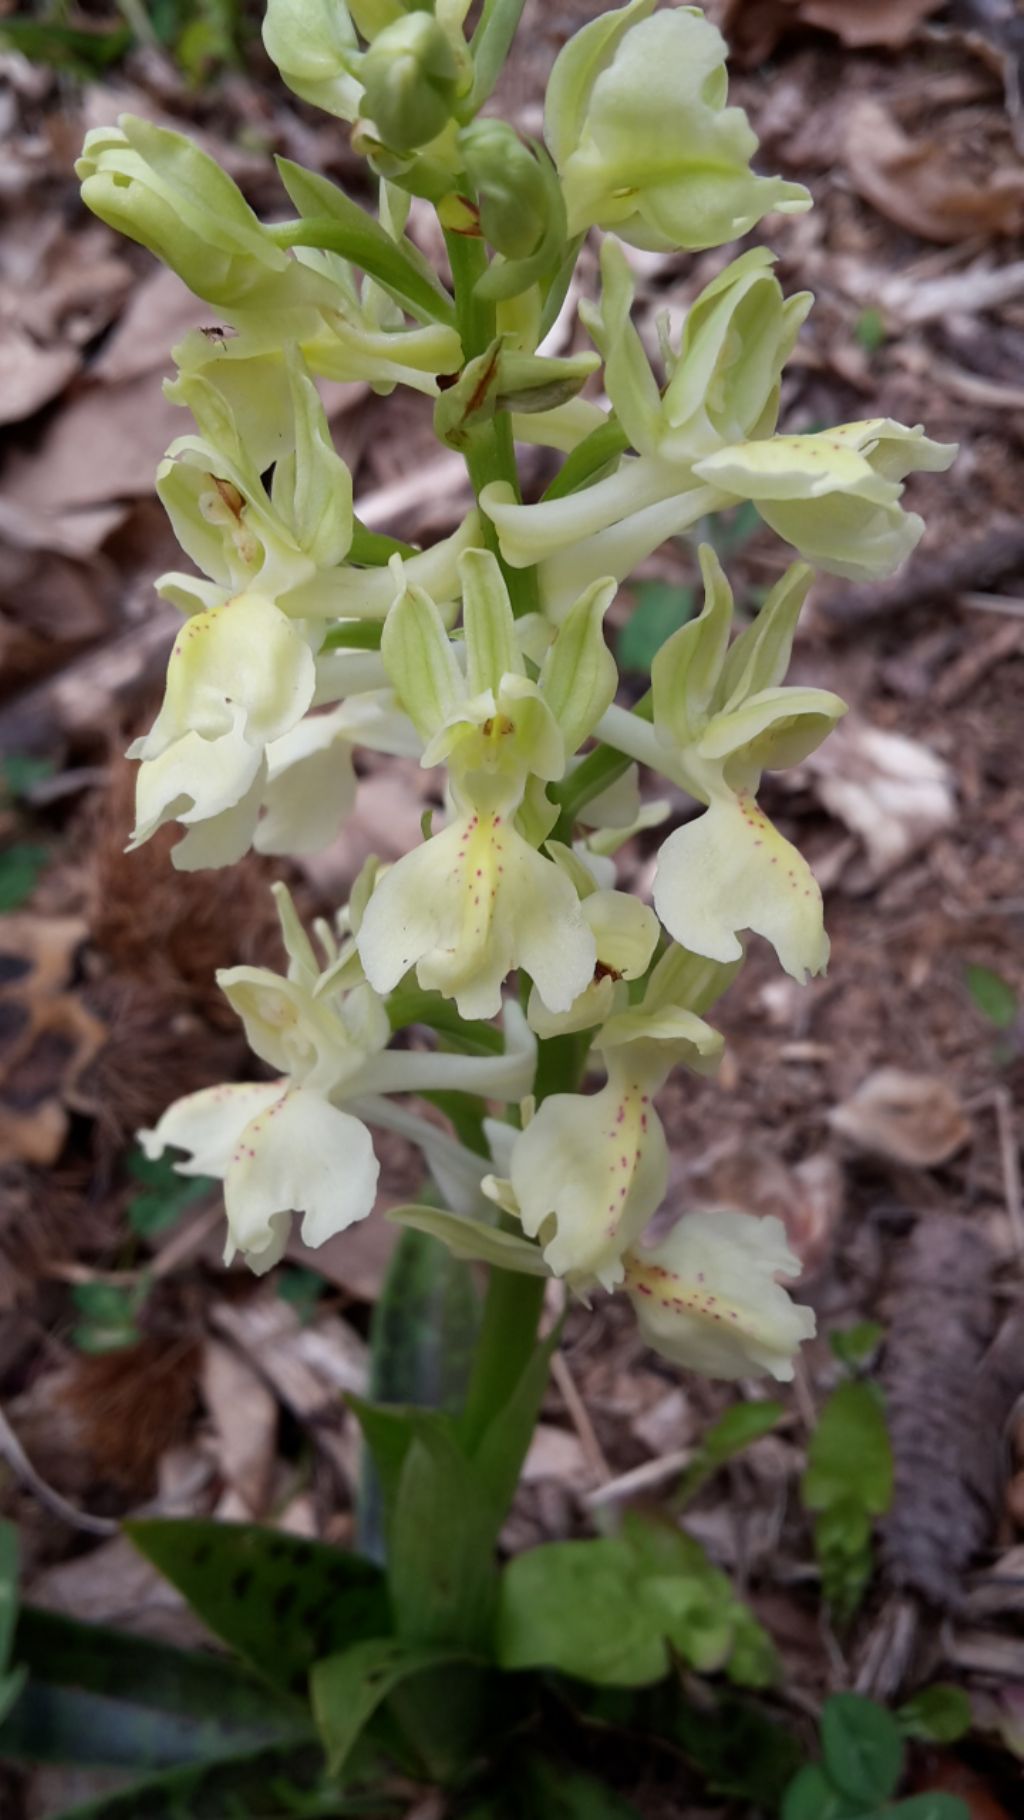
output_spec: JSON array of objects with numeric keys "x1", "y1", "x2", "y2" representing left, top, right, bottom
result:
[
  {"x1": 460, "y1": 120, "x2": 550, "y2": 260},
  {"x1": 359, "y1": 14, "x2": 460, "y2": 153},
  {"x1": 77, "y1": 117, "x2": 290, "y2": 312},
  {"x1": 262, "y1": 0, "x2": 361, "y2": 120}
]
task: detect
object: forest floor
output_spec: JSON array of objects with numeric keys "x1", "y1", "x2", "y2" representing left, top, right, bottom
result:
[{"x1": 1, "y1": 0, "x2": 1023, "y2": 1813}]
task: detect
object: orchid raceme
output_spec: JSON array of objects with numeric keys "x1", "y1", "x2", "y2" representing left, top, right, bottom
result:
[{"x1": 89, "y1": 0, "x2": 952, "y2": 1500}]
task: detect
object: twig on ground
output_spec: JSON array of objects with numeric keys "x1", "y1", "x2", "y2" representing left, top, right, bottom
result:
[{"x1": 0, "y1": 1402, "x2": 117, "y2": 1536}]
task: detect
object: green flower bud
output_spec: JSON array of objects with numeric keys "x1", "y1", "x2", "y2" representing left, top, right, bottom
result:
[
  {"x1": 262, "y1": 0, "x2": 361, "y2": 120},
  {"x1": 359, "y1": 14, "x2": 460, "y2": 153},
  {"x1": 460, "y1": 120, "x2": 549, "y2": 260},
  {"x1": 76, "y1": 116, "x2": 290, "y2": 312}
]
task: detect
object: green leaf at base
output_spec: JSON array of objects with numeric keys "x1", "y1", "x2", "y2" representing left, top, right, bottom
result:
[
  {"x1": 311, "y1": 1638, "x2": 474, "y2": 1776},
  {"x1": 126, "y1": 1521, "x2": 388, "y2": 1697}
]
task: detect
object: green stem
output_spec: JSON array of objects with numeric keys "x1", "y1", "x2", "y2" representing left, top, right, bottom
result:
[
  {"x1": 459, "y1": 1268, "x2": 546, "y2": 1453},
  {"x1": 444, "y1": 204, "x2": 584, "y2": 1455},
  {"x1": 444, "y1": 226, "x2": 539, "y2": 619}
]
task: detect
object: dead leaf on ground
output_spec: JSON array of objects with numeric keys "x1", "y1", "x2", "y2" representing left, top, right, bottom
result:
[
  {"x1": 829, "y1": 1067, "x2": 972, "y2": 1166},
  {"x1": 802, "y1": 716, "x2": 956, "y2": 890},
  {"x1": 522, "y1": 1423, "x2": 592, "y2": 1491},
  {"x1": 208, "y1": 1295, "x2": 366, "y2": 1499},
  {"x1": 2, "y1": 371, "x2": 183, "y2": 516},
  {"x1": 844, "y1": 97, "x2": 1024, "y2": 242},
  {"x1": 722, "y1": 0, "x2": 944, "y2": 62},
  {"x1": 201, "y1": 1339, "x2": 278, "y2": 1516},
  {"x1": 0, "y1": 331, "x2": 79, "y2": 425},
  {"x1": 287, "y1": 1213, "x2": 399, "y2": 1303},
  {"x1": 28, "y1": 1533, "x2": 211, "y2": 1647},
  {"x1": 0, "y1": 915, "x2": 107, "y2": 1166},
  {"x1": 679, "y1": 1146, "x2": 844, "y2": 1276},
  {"x1": 90, "y1": 265, "x2": 211, "y2": 387}
]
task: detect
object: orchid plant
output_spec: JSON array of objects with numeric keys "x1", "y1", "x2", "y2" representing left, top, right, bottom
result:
[{"x1": 66, "y1": 0, "x2": 955, "y2": 1800}]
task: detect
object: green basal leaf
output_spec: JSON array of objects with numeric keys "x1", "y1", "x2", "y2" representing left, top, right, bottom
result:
[
  {"x1": 311, "y1": 1637, "x2": 474, "y2": 1776},
  {"x1": 820, "y1": 1694, "x2": 903, "y2": 1808},
  {"x1": 468, "y1": 1324, "x2": 558, "y2": 1524},
  {"x1": 357, "y1": 1226, "x2": 480, "y2": 1561},
  {"x1": 126, "y1": 1521, "x2": 389, "y2": 1697},
  {"x1": 896, "y1": 1684, "x2": 972, "y2": 1745},
  {"x1": 388, "y1": 1419, "x2": 498, "y2": 1650},
  {"x1": 0, "y1": 1608, "x2": 304, "y2": 1771},
  {"x1": 349, "y1": 1397, "x2": 420, "y2": 1552},
  {"x1": 47, "y1": 1739, "x2": 393, "y2": 1819},
  {"x1": 367, "y1": 1226, "x2": 481, "y2": 1416}
]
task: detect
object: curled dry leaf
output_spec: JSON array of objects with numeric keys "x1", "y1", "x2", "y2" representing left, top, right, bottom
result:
[
  {"x1": 844, "y1": 96, "x2": 1024, "y2": 243},
  {"x1": 829, "y1": 1067, "x2": 972, "y2": 1167},
  {"x1": 722, "y1": 0, "x2": 944, "y2": 63},
  {"x1": 801, "y1": 716, "x2": 956, "y2": 889}
]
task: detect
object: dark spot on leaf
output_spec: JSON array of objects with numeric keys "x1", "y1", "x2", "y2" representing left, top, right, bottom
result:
[
  {"x1": 232, "y1": 1568, "x2": 254, "y2": 1600},
  {"x1": 273, "y1": 1583, "x2": 298, "y2": 1621}
]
